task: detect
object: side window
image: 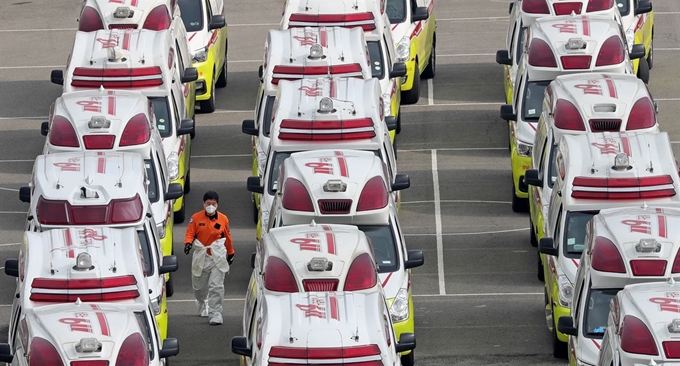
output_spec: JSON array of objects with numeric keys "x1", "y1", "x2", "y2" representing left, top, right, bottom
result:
[
  {"x1": 537, "y1": 138, "x2": 548, "y2": 175},
  {"x1": 246, "y1": 303, "x2": 258, "y2": 343},
  {"x1": 393, "y1": 216, "x2": 407, "y2": 256},
  {"x1": 572, "y1": 279, "x2": 585, "y2": 321},
  {"x1": 383, "y1": 142, "x2": 395, "y2": 182},
  {"x1": 254, "y1": 88, "x2": 265, "y2": 129},
  {"x1": 175, "y1": 41, "x2": 185, "y2": 76},
  {"x1": 205, "y1": 0, "x2": 214, "y2": 17},
  {"x1": 516, "y1": 25, "x2": 526, "y2": 62},
  {"x1": 553, "y1": 208, "x2": 563, "y2": 249},
  {"x1": 262, "y1": 96, "x2": 276, "y2": 137},
  {"x1": 10, "y1": 307, "x2": 21, "y2": 350},
  {"x1": 508, "y1": 22, "x2": 517, "y2": 57},
  {"x1": 514, "y1": 76, "x2": 523, "y2": 110},
  {"x1": 171, "y1": 93, "x2": 181, "y2": 130},
  {"x1": 155, "y1": 152, "x2": 167, "y2": 189},
  {"x1": 383, "y1": 36, "x2": 393, "y2": 69}
]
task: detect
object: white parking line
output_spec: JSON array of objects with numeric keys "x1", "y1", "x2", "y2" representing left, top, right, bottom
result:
[
  {"x1": 402, "y1": 199, "x2": 511, "y2": 205},
  {"x1": 439, "y1": 53, "x2": 495, "y2": 57},
  {"x1": 0, "y1": 211, "x2": 24, "y2": 214},
  {"x1": 438, "y1": 16, "x2": 507, "y2": 22},
  {"x1": 192, "y1": 154, "x2": 251, "y2": 158},
  {"x1": 431, "y1": 149, "x2": 445, "y2": 296},
  {"x1": 0, "y1": 159, "x2": 33, "y2": 163},
  {"x1": 0, "y1": 28, "x2": 76, "y2": 32},
  {"x1": 401, "y1": 147, "x2": 506, "y2": 152},
  {"x1": 404, "y1": 228, "x2": 529, "y2": 237},
  {"x1": 0, "y1": 243, "x2": 21, "y2": 247},
  {"x1": 0, "y1": 188, "x2": 19, "y2": 192},
  {"x1": 427, "y1": 78, "x2": 434, "y2": 106}
]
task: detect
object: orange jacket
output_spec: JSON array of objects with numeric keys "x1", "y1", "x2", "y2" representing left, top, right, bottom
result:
[{"x1": 184, "y1": 211, "x2": 234, "y2": 255}]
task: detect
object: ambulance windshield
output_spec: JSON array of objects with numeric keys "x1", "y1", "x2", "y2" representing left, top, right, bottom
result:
[
  {"x1": 178, "y1": 0, "x2": 204, "y2": 32},
  {"x1": 564, "y1": 211, "x2": 597, "y2": 257},
  {"x1": 150, "y1": 97, "x2": 172, "y2": 138},
  {"x1": 615, "y1": 0, "x2": 630, "y2": 16},
  {"x1": 522, "y1": 81, "x2": 550, "y2": 121},
  {"x1": 357, "y1": 224, "x2": 398, "y2": 273},
  {"x1": 584, "y1": 288, "x2": 618, "y2": 338},
  {"x1": 367, "y1": 41, "x2": 385, "y2": 80},
  {"x1": 144, "y1": 159, "x2": 159, "y2": 203},
  {"x1": 386, "y1": 0, "x2": 407, "y2": 24}
]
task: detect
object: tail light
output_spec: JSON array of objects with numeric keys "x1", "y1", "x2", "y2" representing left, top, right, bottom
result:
[
  {"x1": 560, "y1": 56, "x2": 592, "y2": 70},
  {"x1": 29, "y1": 337, "x2": 64, "y2": 366},
  {"x1": 528, "y1": 38, "x2": 557, "y2": 68},
  {"x1": 553, "y1": 2, "x2": 582, "y2": 15},
  {"x1": 269, "y1": 344, "x2": 381, "y2": 359},
  {"x1": 521, "y1": 0, "x2": 550, "y2": 14},
  {"x1": 37, "y1": 197, "x2": 70, "y2": 225},
  {"x1": 288, "y1": 13, "x2": 376, "y2": 31},
  {"x1": 271, "y1": 64, "x2": 363, "y2": 84},
  {"x1": 71, "y1": 67, "x2": 163, "y2": 88},
  {"x1": 571, "y1": 176, "x2": 676, "y2": 199},
  {"x1": 37, "y1": 194, "x2": 144, "y2": 226},
  {"x1": 30, "y1": 275, "x2": 140, "y2": 302},
  {"x1": 282, "y1": 178, "x2": 314, "y2": 212},
  {"x1": 111, "y1": 195, "x2": 144, "y2": 223},
  {"x1": 115, "y1": 333, "x2": 149, "y2": 366},
  {"x1": 630, "y1": 260, "x2": 667, "y2": 276},
  {"x1": 343, "y1": 253, "x2": 377, "y2": 291},
  {"x1": 671, "y1": 249, "x2": 680, "y2": 273},
  {"x1": 264, "y1": 256, "x2": 298, "y2": 292},
  {"x1": 586, "y1": 0, "x2": 614, "y2": 12},
  {"x1": 142, "y1": 5, "x2": 171, "y2": 30},
  {"x1": 119, "y1": 113, "x2": 151, "y2": 147},
  {"x1": 49, "y1": 116, "x2": 80, "y2": 147},
  {"x1": 357, "y1": 176, "x2": 388, "y2": 211},
  {"x1": 553, "y1": 99, "x2": 585, "y2": 131},
  {"x1": 71, "y1": 361, "x2": 109, "y2": 366},
  {"x1": 596, "y1": 36, "x2": 625, "y2": 67},
  {"x1": 627, "y1": 97, "x2": 656, "y2": 130},
  {"x1": 620, "y1": 315, "x2": 659, "y2": 355},
  {"x1": 278, "y1": 118, "x2": 376, "y2": 141},
  {"x1": 303, "y1": 279, "x2": 339, "y2": 291},
  {"x1": 664, "y1": 341, "x2": 680, "y2": 358},
  {"x1": 83, "y1": 135, "x2": 115, "y2": 149},
  {"x1": 78, "y1": 6, "x2": 104, "y2": 32},
  {"x1": 591, "y1": 236, "x2": 626, "y2": 273}
]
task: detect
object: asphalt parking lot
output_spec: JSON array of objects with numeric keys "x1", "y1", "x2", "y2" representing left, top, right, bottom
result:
[{"x1": 1, "y1": 0, "x2": 680, "y2": 365}]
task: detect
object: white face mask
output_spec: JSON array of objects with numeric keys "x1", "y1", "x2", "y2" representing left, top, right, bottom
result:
[{"x1": 205, "y1": 205, "x2": 217, "y2": 215}]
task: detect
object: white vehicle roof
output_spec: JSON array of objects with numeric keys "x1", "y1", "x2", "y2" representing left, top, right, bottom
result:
[
  {"x1": 519, "y1": 0, "x2": 619, "y2": 27},
  {"x1": 276, "y1": 149, "x2": 392, "y2": 225},
  {"x1": 20, "y1": 227, "x2": 148, "y2": 309},
  {"x1": 263, "y1": 26, "x2": 372, "y2": 91},
  {"x1": 79, "y1": 0, "x2": 179, "y2": 31},
  {"x1": 257, "y1": 291, "x2": 396, "y2": 365},
  {"x1": 281, "y1": 0, "x2": 386, "y2": 32},
  {"x1": 28, "y1": 151, "x2": 149, "y2": 228},
  {"x1": 545, "y1": 72, "x2": 658, "y2": 135},
  {"x1": 584, "y1": 206, "x2": 680, "y2": 289},
  {"x1": 258, "y1": 222, "x2": 380, "y2": 293},
  {"x1": 555, "y1": 131, "x2": 680, "y2": 212},
  {"x1": 524, "y1": 14, "x2": 633, "y2": 81}
]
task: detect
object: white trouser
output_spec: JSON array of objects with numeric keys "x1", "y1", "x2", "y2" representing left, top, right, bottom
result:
[{"x1": 192, "y1": 254, "x2": 225, "y2": 322}]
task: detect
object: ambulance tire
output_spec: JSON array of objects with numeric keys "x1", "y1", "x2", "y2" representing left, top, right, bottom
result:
[
  {"x1": 537, "y1": 251, "x2": 544, "y2": 282},
  {"x1": 422, "y1": 34, "x2": 436, "y2": 79},
  {"x1": 530, "y1": 220, "x2": 538, "y2": 247},
  {"x1": 190, "y1": 130, "x2": 196, "y2": 139},
  {"x1": 216, "y1": 41, "x2": 228, "y2": 88},
  {"x1": 252, "y1": 198, "x2": 259, "y2": 224},
  {"x1": 184, "y1": 171, "x2": 191, "y2": 194},
  {"x1": 200, "y1": 77, "x2": 217, "y2": 113},
  {"x1": 637, "y1": 57, "x2": 650, "y2": 84},
  {"x1": 393, "y1": 136, "x2": 398, "y2": 160},
  {"x1": 552, "y1": 307, "x2": 568, "y2": 359},
  {"x1": 401, "y1": 62, "x2": 420, "y2": 105},
  {"x1": 511, "y1": 186, "x2": 529, "y2": 213},
  {"x1": 174, "y1": 199, "x2": 186, "y2": 224},
  {"x1": 166, "y1": 274, "x2": 174, "y2": 298},
  {"x1": 400, "y1": 351, "x2": 414, "y2": 366},
  {"x1": 396, "y1": 112, "x2": 402, "y2": 134},
  {"x1": 647, "y1": 32, "x2": 654, "y2": 70}
]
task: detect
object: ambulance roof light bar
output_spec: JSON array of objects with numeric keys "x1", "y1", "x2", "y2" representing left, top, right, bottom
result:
[{"x1": 309, "y1": 44, "x2": 325, "y2": 60}]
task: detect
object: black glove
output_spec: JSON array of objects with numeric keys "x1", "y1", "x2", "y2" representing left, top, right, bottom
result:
[
  {"x1": 227, "y1": 253, "x2": 235, "y2": 264},
  {"x1": 184, "y1": 243, "x2": 192, "y2": 255}
]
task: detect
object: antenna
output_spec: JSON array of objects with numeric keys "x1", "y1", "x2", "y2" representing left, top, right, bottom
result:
[
  {"x1": 646, "y1": 140, "x2": 653, "y2": 172},
  {"x1": 117, "y1": 162, "x2": 123, "y2": 188},
  {"x1": 111, "y1": 240, "x2": 117, "y2": 273},
  {"x1": 304, "y1": 0, "x2": 310, "y2": 10},
  {"x1": 590, "y1": 162, "x2": 596, "y2": 174},
  {"x1": 353, "y1": 0, "x2": 359, "y2": 10}
]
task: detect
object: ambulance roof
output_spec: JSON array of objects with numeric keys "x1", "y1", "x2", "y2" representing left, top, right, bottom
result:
[
  {"x1": 31, "y1": 151, "x2": 149, "y2": 226},
  {"x1": 556, "y1": 132, "x2": 680, "y2": 211},
  {"x1": 79, "y1": 0, "x2": 178, "y2": 32},
  {"x1": 546, "y1": 73, "x2": 658, "y2": 134},
  {"x1": 260, "y1": 222, "x2": 379, "y2": 293},
  {"x1": 264, "y1": 26, "x2": 371, "y2": 89},
  {"x1": 282, "y1": 0, "x2": 386, "y2": 32},
  {"x1": 22, "y1": 227, "x2": 147, "y2": 306},
  {"x1": 519, "y1": 0, "x2": 619, "y2": 27}
]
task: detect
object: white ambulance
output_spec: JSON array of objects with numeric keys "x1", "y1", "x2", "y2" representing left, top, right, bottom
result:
[
  {"x1": 244, "y1": 77, "x2": 399, "y2": 232},
  {"x1": 0, "y1": 301, "x2": 179, "y2": 365},
  {"x1": 538, "y1": 131, "x2": 680, "y2": 358},
  {"x1": 556, "y1": 205, "x2": 680, "y2": 366},
  {"x1": 77, "y1": 0, "x2": 180, "y2": 32},
  {"x1": 597, "y1": 280, "x2": 680, "y2": 365},
  {"x1": 499, "y1": 14, "x2": 646, "y2": 212},
  {"x1": 232, "y1": 291, "x2": 416, "y2": 366},
  {"x1": 619, "y1": 0, "x2": 654, "y2": 83},
  {"x1": 39, "y1": 90, "x2": 183, "y2": 254},
  {"x1": 525, "y1": 72, "x2": 659, "y2": 246},
  {"x1": 51, "y1": 27, "x2": 197, "y2": 221},
  {"x1": 496, "y1": 0, "x2": 529, "y2": 105},
  {"x1": 265, "y1": 149, "x2": 422, "y2": 366},
  {"x1": 281, "y1": 0, "x2": 407, "y2": 119}
]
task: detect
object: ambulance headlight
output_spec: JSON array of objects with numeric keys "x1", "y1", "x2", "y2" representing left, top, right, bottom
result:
[
  {"x1": 389, "y1": 288, "x2": 410, "y2": 322},
  {"x1": 625, "y1": 29, "x2": 635, "y2": 52},
  {"x1": 151, "y1": 294, "x2": 162, "y2": 315},
  {"x1": 558, "y1": 275, "x2": 573, "y2": 307},
  {"x1": 382, "y1": 93, "x2": 392, "y2": 117},
  {"x1": 167, "y1": 152, "x2": 179, "y2": 181},
  {"x1": 192, "y1": 47, "x2": 208, "y2": 63},
  {"x1": 156, "y1": 220, "x2": 167, "y2": 239},
  {"x1": 516, "y1": 142, "x2": 532, "y2": 157},
  {"x1": 396, "y1": 36, "x2": 410, "y2": 62}
]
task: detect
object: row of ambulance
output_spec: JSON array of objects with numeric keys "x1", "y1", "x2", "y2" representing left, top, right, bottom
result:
[
  {"x1": 0, "y1": 0, "x2": 233, "y2": 364},
  {"x1": 229, "y1": 1, "x2": 437, "y2": 366},
  {"x1": 495, "y1": 1, "x2": 680, "y2": 366}
]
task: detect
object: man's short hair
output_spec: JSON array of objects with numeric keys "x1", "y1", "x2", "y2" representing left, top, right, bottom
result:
[{"x1": 203, "y1": 190, "x2": 219, "y2": 203}]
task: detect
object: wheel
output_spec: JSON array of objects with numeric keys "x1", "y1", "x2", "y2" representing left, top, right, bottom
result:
[
  {"x1": 511, "y1": 184, "x2": 529, "y2": 213},
  {"x1": 199, "y1": 74, "x2": 216, "y2": 113},
  {"x1": 252, "y1": 197, "x2": 259, "y2": 224},
  {"x1": 174, "y1": 198, "x2": 186, "y2": 224},
  {"x1": 530, "y1": 219, "x2": 538, "y2": 247},
  {"x1": 552, "y1": 305, "x2": 568, "y2": 358},
  {"x1": 184, "y1": 171, "x2": 191, "y2": 194},
  {"x1": 421, "y1": 34, "x2": 436, "y2": 79},
  {"x1": 647, "y1": 31, "x2": 654, "y2": 69},
  {"x1": 166, "y1": 271, "x2": 174, "y2": 297},
  {"x1": 537, "y1": 251, "x2": 544, "y2": 282},
  {"x1": 393, "y1": 136, "x2": 398, "y2": 160},
  {"x1": 216, "y1": 41, "x2": 228, "y2": 88},
  {"x1": 637, "y1": 56, "x2": 650, "y2": 84},
  {"x1": 401, "y1": 61, "x2": 420, "y2": 105},
  {"x1": 395, "y1": 111, "x2": 402, "y2": 134},
  {"x1": 400, "y1": 351, "x2": 414, "y2": 366},
  {"x1": 190, "y1": 130, "x2": 196, "y2": 139}
]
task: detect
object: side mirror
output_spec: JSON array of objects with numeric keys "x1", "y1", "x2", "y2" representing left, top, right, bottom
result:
[
  {"x1": 258, "y1": 65, "x2": 264, "y2": 81},
  {"x1": 5, "y1": 259, "x2": 18, "y2": 278},
  {"x1": 182, "y1": 67, "x2": 199, "y2": 83},
  {"x1": 499, "y1": 104, "x2": 516, "y2": 121},
  {"x1": 0, "y1": 343, "x2": 13, "y2": 363},
  {"x1": 391, "y1": 173, "x2": 411, "y2": 191},
  {"x1": 165, "y1": 183, "x2": 184, "y2": 201},
  {"x1": 385, "y1": 116, "x2": 398, "y2": 131},
  {"x1": 395, "y1": 333, "x2": 416, "y2": 353},
  {"x1": 411, "y1": 7, "x2": 429, "y2": 22},
  {"x1": 635, "y1": 0, "x2": 652, "y2": 15},
  {"x1": 250, "y1": 252, "x2": 256, "y2": 269},
  {"x1": 496, "y1": 50, "x2": 512, "y2": 66},
  {"x1": 19, "y1": 186, "x2": 31, "y2": 203},
  {"x1": 538, "y1": 237, "x2": 558, "y2": 257},
  {"x1": 247, "y1": 176, "x2": 264, "y2": 195},
  {"x1": 404, "y1": 250, "x2": 424, "y2": 269},
  {"x1": 242, "y1": 119, "x2": 259, "y2": 136},
  {"x1": 231, "y1": 336, "x2": 252, "y2": 357},
  {"x1": 557, "y1": 316, "x2": 578, "y2": 336},
  {"x1": 390, "y1": 62, "x2": 407, "y2": 78},
  {"x1": 41, "y1": 121, "x2": 49, "y2": 136},
  {"x1": 629, "y1": 44, "x2": 646, "y2": 60},
  {"x1": 159, "y1": 338, "x2": 180, "y2": 358},
  {"x1": 209, "y1": 14, "x2": 226, "y2": 30},
  {"x1": 51, "y1": 69, "x2": 64, "y2": 85},
  {"x1": 159, "y1": 255, "x2": 179, "y2": 274},
  {"x1": 508, "y1": 2, "x2": 514, "y2": 14},
  {"x1": 524, "y1": 169, "x2": 543, "y2": 188},
  {"x1": 177, "y1": 119, "x2": 195, "y2": 136}
]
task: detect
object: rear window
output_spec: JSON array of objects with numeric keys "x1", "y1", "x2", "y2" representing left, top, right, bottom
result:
[
  {"x1": 522, "y1": 81, "x2": 550, "y2": 121},
  {"x1": 584, "y1": 288, "x2": 618, "y2": 339},
  {"x1": 367, "y1": 41, "x2": 385, "y2": 80},
  {"x1": 357, "y1": 224, "x2": 399, "y2": 273},
  {"x1": 564, "y1": 211, "x2": 597, "y2": 257},
  {"x1": 150, "y1": 97, "x2": 172, "y2": 138},
  {"x1": 178, "y1": 0, "x2": 204, "y2": 32}
]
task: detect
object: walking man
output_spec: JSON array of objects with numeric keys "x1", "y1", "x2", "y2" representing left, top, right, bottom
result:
[{"x1": 184, "y1": 191, "x2": 235, "y2": 325}]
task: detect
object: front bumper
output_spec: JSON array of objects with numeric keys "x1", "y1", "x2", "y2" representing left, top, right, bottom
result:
[
  {"x1": 194, "y1": 59, "x2": 215, "y2": 101},
  {"x1": 550, "y1": 286, "x2": 571, "y2": 343},
  {"x1": 401, "y1": 57, "x2": 417, "y2": 91},
  {"x1": 155, "y1": 298, "x2": 169, "y2": 341},
  {"x1": 510, "y1": 147, "x2": 531, "y2": 198},
  {"x1": 391, "y1": 292, "x2": 416, "y2": 355}
]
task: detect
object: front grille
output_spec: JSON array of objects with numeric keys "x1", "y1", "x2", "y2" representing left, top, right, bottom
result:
[
  {"x1": 589, "y1": 119, "x2": 622, "y2": 132},
  {"x1": 109, "y1": 24, "x2": 138, "y2": 29},
  {"x1": 318, "y1": 199, "x2": 352, "y2": 214},
  {"x1": 303, "y1": 279, "x2": 338, "y2": 291}
]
